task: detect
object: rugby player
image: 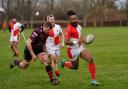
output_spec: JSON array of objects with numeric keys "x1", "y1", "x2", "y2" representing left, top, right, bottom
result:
[
  {"x1": 9, "y1": 18, "x2": 24, "y2": 59},
  {"x1": 10, "y1": 21, "x2": 59, "y2": 85},
  {"x1": 61, "y1": 10, "x2": 100, "y2": 86},
  {"x1": 46, "y1": 15, "x2": 64, "y2": 80}
]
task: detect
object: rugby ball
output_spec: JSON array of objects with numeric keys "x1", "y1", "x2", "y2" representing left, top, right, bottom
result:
[{"x1": 84, "y1": 34, "x2": 95, "y2": 44}]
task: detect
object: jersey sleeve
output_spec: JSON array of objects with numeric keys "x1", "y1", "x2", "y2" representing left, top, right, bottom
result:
[
  {"x1": 17, "y1": 22, "x2": 22, "y2": 31},
  {"x1": 78, "y1": 25, "x2": 82, "y2": 32},
  {"x1": 58, "y1": 25, "x2": 62, "y2": 34},
  {"x1": 18, "y1": 22, "x2": 22, "y2": 27},
  {"x1": 29, "y1": 30, "x2": 39, "y2": 42},
  {"x1": 64, "y1": 27, "x2": 71, "y2": 40}
]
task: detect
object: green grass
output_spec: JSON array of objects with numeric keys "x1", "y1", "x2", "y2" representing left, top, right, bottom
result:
[{"x1": 0, "y1": 27, "x2": 128, "y2": 89}]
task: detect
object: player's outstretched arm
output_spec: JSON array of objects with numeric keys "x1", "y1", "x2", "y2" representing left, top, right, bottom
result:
[
  {"x1": 26, "y1": 39, "x2": 36, "y2": 60},
  {"x1": 60, "y1": 32, "x2": 65, "y2": 47}
]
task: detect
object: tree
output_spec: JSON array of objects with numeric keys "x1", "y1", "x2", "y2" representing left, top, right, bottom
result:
[
  {"x1": 124, "y1": 0, "x2": 128, "y2": 25},
  {"x1": 44, "y1": 0, "x2": 55, "y2": 15}
]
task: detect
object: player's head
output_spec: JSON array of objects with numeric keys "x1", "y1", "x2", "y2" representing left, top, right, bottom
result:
[
  {"x1": 67, "y1": 10, "x2": 78, "y2": 27},
  {"x1": 44, "y1": 16, "x2": 49, "y2": 21},
  {"x1": 47, "y1": 15, "x2": 55, "y2": 27},
  {"x1": 11, "y1": 18, "x2": 17, "y2": 24},
  {"x1": 43, "y1": 21, "x2": 53, "y2": 34}
]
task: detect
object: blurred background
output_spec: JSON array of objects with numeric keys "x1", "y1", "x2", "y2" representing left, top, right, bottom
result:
[{"x1": 0, "y1": 0, "x2": 128, "y2": 28}]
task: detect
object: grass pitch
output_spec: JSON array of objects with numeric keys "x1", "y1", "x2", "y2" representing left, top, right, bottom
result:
[{"x1": 0, "y1": 27, "x2": 128, "y2": 89}]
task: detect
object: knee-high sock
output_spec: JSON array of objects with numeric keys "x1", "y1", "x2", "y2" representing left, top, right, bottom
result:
[
  {"x1": 55, "y1": 70, "x2": 60, "y2": 77},
  {"x1": 14, "y1": 59, "x2": 20, "y2": 65},
  {"x1": 45, "y1": 66, "x2": 54, "y2": 81},
  {"x1": 64, "y1": 61, "x2": 73, "y2": 69},
  {"x1": 88, "y1": 63, "x2": 96, "y2": 80}
]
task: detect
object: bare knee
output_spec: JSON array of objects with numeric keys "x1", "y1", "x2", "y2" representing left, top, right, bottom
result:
[
  {"x1": 19, "y1": 61, "x2": 29, "y2": 69},
  {"x1": 38, "y1": 52, "x2": 49, "y2": 66},
  {"x1": 10, "y1": 45, "x2": 14, "y2": 49},
  {"x1": 87, "y1": 57, "x2": 94, "y2": 64},
  {"x1": 50, "y1": 55, "x2": 57, "y2": 63}
]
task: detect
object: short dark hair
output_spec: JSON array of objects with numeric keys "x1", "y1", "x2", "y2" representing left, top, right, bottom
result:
[
  {"x1": 43, "y1": 21, "x2": 53, "y2": 29},
  {"x1": 67, "y1": 10, "x2": 76, "y2": 17}
]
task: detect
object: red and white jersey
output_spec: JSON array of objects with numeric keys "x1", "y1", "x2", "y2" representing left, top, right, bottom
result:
[
  {"x1": 65, "y1": 24, "x2": 82, "y2": 48},
  {"x1": 46, "y1": 24, "x2": 62, "y2": 46},
  {"x1": 9, "y1": 22, "x2": 15, "y2": 31},
  {"x1": 11, "y1": 22, "x2": 22, "y2": 36}
]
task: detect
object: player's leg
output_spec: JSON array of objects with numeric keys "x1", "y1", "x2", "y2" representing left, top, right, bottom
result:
[
  {"x1": 80, "y1": 48, "x2": 100, "y2": 86},
  {"x1": 37, "y1": 52, "x2": 59, "y2": 85},
  {"x1": 53, "y1": 49, "x2": 61, "y2": 79},
  {"x1": 50, "y1": 54, "x2": 56, "y2": 70},
  {"x1": 11, "y1": 59, "x2": 30, "y2": 69},
  {"x1": 10, "y1": 35, "x2": 19, "y2": 57},
  {"x1": 50, "y1": 54, "x2": 61, "y2": 77},
  {"x1": 47, "y1": 48, "x2": 57, "y2": 73},
  {"x1": 54, "y1": 55, "x2": 61, "y2": 78},
  {"x1": 10, "y1": 47, "x2": 32, "y2": 69},
  {"x1": 14, "y1": 35, "x2": 20, "y2": 57},
  {"x1": 61, "y1": 47, "x2": 79, "y2": 70},
  {"x1": 47, "y1": 47, "x2": 61, "y2": 79},
  {"x1": 10, "y1": 41, "x2": 19, "y2": 57},
  {"x1": 14, "y1": 40, "x2": 19, "y2": 56}
]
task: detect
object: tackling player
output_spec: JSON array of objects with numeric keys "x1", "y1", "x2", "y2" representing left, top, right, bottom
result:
[
  {"x1": 61, "y1": 10, "x2": 100, "y2": 86},
  {"x1": 46, "y1": 15, "x2": 64, "y2": 80},
  {"x1": 10, "y1": 21, "x2": 59, "y2": 85}
]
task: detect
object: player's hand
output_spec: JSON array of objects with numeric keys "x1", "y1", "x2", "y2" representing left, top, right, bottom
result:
[
  {"x1": 31, "y1": 53, "x2": 36, "y2": 61},
  {"x1": 78, "y1": 37, "x2": 84, "y2": 44}
]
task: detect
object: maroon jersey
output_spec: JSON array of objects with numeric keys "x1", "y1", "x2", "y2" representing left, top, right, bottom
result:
[{"x1": 29, "y1": 27, "x2": 48, "y2": 52}]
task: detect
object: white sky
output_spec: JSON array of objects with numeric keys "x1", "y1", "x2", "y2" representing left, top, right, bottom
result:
[{"x1": 115, "y1": 0, "x2": 126, "y2": 9}]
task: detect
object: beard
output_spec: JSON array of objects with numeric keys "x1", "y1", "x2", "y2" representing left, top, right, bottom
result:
[{"x1": 71, "y1": 22, "x2": 78, "y2": 27}]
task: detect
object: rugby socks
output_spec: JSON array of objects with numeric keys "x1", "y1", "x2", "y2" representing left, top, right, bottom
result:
[
  {"x1": 88, "y1": 63, "x2": 96, "y2": 80},
  {"x1": 45, "y1": 66, "x2": 54, "y2": 82},
  {"x1": 64, "y1": 61, "x2": 73, "y2": 69},
  {"x1": 14, "y1": 59, "x2": 20, "y2": 65},
  {"x1": 55, "y1": 70, "x2": 60, "y2": 77}
]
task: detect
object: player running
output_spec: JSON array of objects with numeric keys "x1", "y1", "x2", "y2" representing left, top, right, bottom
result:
[
  {"x1": 46, "y1": 15, "x2": 64, "y2": 80},
  {"x1": 9, "y1": 18, "x2": 24, "y2": 60},
  {"x1": 10, "y1": 21, "x2": 59, "y2": 85},
  {"x1": 61, "y1": 10, "x2": 100, "y2": 86}
]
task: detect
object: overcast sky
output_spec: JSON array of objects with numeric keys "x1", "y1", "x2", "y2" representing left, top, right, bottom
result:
[
  {"x1": 0, "y1": 0, "x2": 127, "y2": 11},
  {"x1": 115, "y1": 0, "x2": 126, "y2": 9}
]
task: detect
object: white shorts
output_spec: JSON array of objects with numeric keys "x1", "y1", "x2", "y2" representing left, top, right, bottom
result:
[
  {"x1": 10, "y1": 34, "x2": 18, "y2": 42},
  {"x1": 67, "y1": 45, "x2": 85, "y2": 61},
  {"x1": 46, "y1": 45, "x2": 60, "y2": 56}
]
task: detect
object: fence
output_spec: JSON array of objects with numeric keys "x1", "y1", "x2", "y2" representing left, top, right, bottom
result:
[
  {"x1": 23, "y1": 20, "x2": 128, "y2": 28},
  {"x1": 0, "y1": 20, "x2": 128, "y2": 29}
]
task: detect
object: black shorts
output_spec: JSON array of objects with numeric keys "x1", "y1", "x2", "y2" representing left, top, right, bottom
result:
[{"x1": 24, "y1": 47, "x2": 43, "y2": 60}]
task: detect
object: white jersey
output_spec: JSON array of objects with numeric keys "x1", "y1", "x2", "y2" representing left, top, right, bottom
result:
[
  {"x1": 10, "y1": 22, "x2": 22, "y2": 41},
  {"x1": 11, "y1": 22, "x2": 22, "y2": 36},
  {"x1": 13, "y1": 22, "x2": 22, "y2": 31},
  {"x1": 46, "y1": 24, "x2": 62, "y2": 56},
  {"x1": 46, "y1": 24, "x2": 62, "y2": 47}
]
